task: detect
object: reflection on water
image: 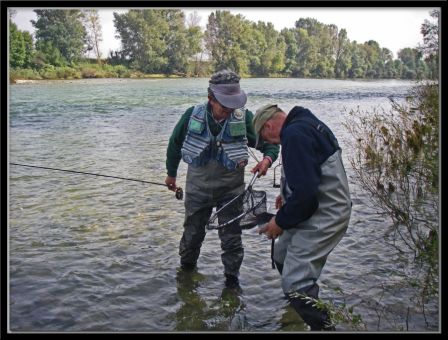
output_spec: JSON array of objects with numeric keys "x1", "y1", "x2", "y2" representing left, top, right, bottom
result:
[
  {"x1": 174, "y1": 267, "x2": 248, "y2": 331},
  {"x1": 9, "y1": 78, "x2": 438, "y2": 332}
]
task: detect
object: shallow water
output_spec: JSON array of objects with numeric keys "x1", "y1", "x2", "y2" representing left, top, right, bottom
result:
[{"x1": 8, "y1": 78, "x2": 439, "y2": 332}]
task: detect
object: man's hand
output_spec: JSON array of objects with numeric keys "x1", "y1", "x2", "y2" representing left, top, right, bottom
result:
[
  {"x1": 258, "y1": 216, "x2": 283, "y2": 240},
  {"x1": 165, "y1": 176, "x2": 177, "y2": 192},
  {"x1": 251, "y1": 157, "x2": 271, "y2": 177}
]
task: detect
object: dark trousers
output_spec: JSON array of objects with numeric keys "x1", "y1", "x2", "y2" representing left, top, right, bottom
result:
[{"x1": 179, "y1": 205, "x2": 243, "y2": 277}]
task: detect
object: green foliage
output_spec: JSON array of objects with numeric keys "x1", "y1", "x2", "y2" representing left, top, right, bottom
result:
[
  {"x1": 289, "y1": 289, "x2": 367, "y2": 331},
  {"x1": 205, "y1": 11, "x2": 251, "y2": 75},
  {"x1": 10, "y1": 9, "x2": 438, "y2": 80},
  {"x1": 10, "y1": 68, "x2": 42, "y2": 82},
  {"x1": 419, "y1": 10, "x2": 439, "y2": 80},
  {"x1": 343, "y1": 81, "x2": 439, "y2": 328},
  {"x1": 32, "y1": 9, "x2": 87, "y2": 64},
  {"x1": 113, "y1": 9, "x2": 201, "y2": 75},
  {"x1": 9, "y1": 21, "x2": 26, "y2": 68},
  {"x1": 9, "y1": 20, "x2": 34, "y2": 68},
  {"x1": 344, "y1": 82, "x2": 438, "y2": 258},
  {"x1": 34, "y1": 41, "x2": 66, "y2": 67},
  {"x1": 342, "y1": 9, "x2": 439, "y2": 312}
]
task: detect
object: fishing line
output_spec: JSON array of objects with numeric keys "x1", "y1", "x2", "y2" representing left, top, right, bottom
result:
[
  {"x1": 9, "y1": 162, "x2": 183, "y2": 200},
  {"x1": 247, "y1": 147, "x2": 260, "y2": 163}
]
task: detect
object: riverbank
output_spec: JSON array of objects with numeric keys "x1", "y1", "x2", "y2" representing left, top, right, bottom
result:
[
  {"x1": 9, "y1": 63, "x2": 190, "y2": 84},
  {"x1": 10, "y1": 74, "x2": 185, "y2": 84},
  {"x1": 9, "y1": 63, "x2": 416, "y2": 84}
]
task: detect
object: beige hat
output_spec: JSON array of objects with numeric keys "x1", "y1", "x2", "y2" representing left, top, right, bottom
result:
[{"x1": 253, "y1": 104, "x2": 281, "y2": 147}]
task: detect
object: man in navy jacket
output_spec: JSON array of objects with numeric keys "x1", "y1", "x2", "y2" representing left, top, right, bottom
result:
[{"x1": 253, "y1": 104, "x2": 352, "y2": 331}]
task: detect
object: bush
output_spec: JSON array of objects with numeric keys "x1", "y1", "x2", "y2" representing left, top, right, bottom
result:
[
  {"x1": 10, "y1": 68, "x2": 43, "y2": 82},
  {"x1": 55, "y1": 66, "x2": 82, "y2": 79},
  {"x1": 343, "y1": 81, "x2": 439, "y2": 328}
]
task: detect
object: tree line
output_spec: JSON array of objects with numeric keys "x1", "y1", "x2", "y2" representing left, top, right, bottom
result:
[{"x1": 9, "y1": 9, "x2": 439, "y2": 80}]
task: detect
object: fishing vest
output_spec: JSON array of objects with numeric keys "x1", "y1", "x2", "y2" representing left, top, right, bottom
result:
[
  {"x1": 181, "y1": 103, "x2": 249, "y2": 170},
  {"x1": 281, "y1": 115, "x2": 341, "y2": 202}
]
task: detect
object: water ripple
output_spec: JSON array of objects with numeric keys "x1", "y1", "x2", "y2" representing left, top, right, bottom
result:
[{"x1": 8, "y1": 78, "x2": 437, "y2": 332}]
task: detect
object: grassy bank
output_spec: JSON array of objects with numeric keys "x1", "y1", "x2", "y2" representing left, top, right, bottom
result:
[{"x1": 9, "y1": 63, "x2": 187, "y2": 83}]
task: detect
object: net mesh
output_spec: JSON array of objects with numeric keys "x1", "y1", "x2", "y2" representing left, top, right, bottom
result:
[
  {"x1": 239, "y1": 190, "x2": 268, "y2": 229},
  {"x1": 206, "y1": 189, "x2": 268, "y2": 230}
]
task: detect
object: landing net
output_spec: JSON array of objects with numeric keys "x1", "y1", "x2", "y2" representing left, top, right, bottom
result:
[{"x1": 206, "y1": 173, "x2": 272, "y2": 230}]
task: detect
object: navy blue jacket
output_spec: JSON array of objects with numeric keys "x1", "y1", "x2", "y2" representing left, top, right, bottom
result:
[{"x1": 275, "y1": 106, "x2": 340, "y2": 229}]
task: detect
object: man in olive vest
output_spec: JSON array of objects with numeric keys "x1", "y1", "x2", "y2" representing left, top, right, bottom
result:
[
  {"x1": 253, "y1": 104, "x2": 351, "y2": 330},
  {"x1": 165, "y1": 70, "x2": 279, "y2": 289}
]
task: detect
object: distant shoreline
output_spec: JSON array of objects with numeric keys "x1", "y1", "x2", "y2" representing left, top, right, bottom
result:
[{"x1": 10, "y1": 76, "x2": 419, "y2": 85}]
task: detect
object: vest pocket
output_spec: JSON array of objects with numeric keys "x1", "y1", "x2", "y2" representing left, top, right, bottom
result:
[
  {"x1": 221, "y1": 141, "x2": 248, "y2": 169},
  {"x1": 228, "y1": 121, "x2": 246, "y2": 137},
  {"x1": 188, "y1": 116, "x2": 205, "y2": 134}
]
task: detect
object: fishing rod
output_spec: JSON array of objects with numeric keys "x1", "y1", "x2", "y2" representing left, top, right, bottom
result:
[{"x1": 9, "y1": 162, "x2": 183, "y2": 200}]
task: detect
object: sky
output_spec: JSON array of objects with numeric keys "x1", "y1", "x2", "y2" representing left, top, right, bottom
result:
[{"x1": 10, "y1": 7, "x2": 438, "y2": 59}]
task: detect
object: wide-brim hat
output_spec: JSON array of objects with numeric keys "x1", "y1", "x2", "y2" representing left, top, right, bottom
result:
[{"x1": 209, "y1": 83, "x2": 247, "y2": 109}]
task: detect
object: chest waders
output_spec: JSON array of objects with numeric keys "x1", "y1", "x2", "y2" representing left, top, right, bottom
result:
[
  {"x1": 179, "y1": 105, "x2": 246, "y2": 278},
  {"x1": 273, "y1": 117, "x2": 351, "y2": 331}
]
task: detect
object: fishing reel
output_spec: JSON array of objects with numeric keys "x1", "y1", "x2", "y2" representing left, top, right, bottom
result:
[{"x1": 175, "y1": 187, "x2": 184, "y2": 200}]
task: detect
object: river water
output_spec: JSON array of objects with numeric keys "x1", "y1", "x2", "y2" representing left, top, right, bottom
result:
[{"x1": 8, "y1": 78, "x2": 439, "y2": 332}]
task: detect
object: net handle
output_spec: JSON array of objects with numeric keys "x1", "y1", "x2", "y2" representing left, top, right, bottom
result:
[{"x1": 247, "y1": 171, "x2": 259, "y2": 188}]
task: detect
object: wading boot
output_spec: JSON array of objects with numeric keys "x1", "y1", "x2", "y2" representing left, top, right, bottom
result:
[
  {"x1": 225, "y1": 274, "x2": 241, "y2": 290},
  {"x1": 180, "y1": 262, "x2": 197, "y2": 272},
  {"x1": 288, "y1": 284, "x2": 335, "y2": 331}
]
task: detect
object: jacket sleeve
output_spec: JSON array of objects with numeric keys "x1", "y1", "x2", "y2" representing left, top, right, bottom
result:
[
  {"x1": 245, "y1": 109, "x2": 280, "y2": 163},
  {"x1": 165, "y1": 107, "x2": 193, "y2": 177},
  {"x1": 275, "y1": 126, "x2": 320, "y2": 229}
]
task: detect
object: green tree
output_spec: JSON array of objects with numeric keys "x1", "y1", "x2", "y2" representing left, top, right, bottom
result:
[
  {"x1": 271, "y1": 35, "x2": 286, "y2": 74},
  {"x1": 163, "y1": 10, "x2": 192, "y2": 74},
  {"x1": 348, "y1": 42, "x2": 366, "y2": 78},
  {"x1": 292, "y1": 27, "x2": 317, "y2": 77},
  {"x1": 363, "y1": 40, "x2": 382, "y2": 78},
  {"x1": 114, "y1": 9, "x2": 199, "y2": 74},
  {"x1": 114, "y1": 10, "x2": 168, "y2": 72},
  {"x1": 295, "y1": 18, "x2": 336, "y2": 78},
  {"x1": 9, "y1": 18, "x2": 34, "y2": 69},
  {"x1": 186, "y1": 11, "x2": 205, "y2": 76},
  {"x1": 247, "y1": 21, "x2": 284, "y2": 76},
  {"x1": 32, "y1": 9, "x2": 87, "y2": 64},
  {"x1": 334, "y1": 29, "x2": 352, "y2": 78},
  {"x1": 380, "y1": 48, "x2": 395, "y2": 78},
  {"x1": 204, "y1": 11, "x2": 251, "y2": 74},
  {"x1": 9, "y1": 21, "x2": 26, "y2": 68},
  {"x1": 33, "y1": 40, "x2": 66, "y2": 67},
  {"x1": 398, "y1": 47, "x2": 424, "y2": 79},
  {"x1": 418, "y1": 9, "x2": 439, "y2": 80},
  {"x1": 22, "y1": 31, "x2": 34, "y2": 68},
  {"x1": 280, "y1": 28, "x2": 299, "y2": 76}
]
